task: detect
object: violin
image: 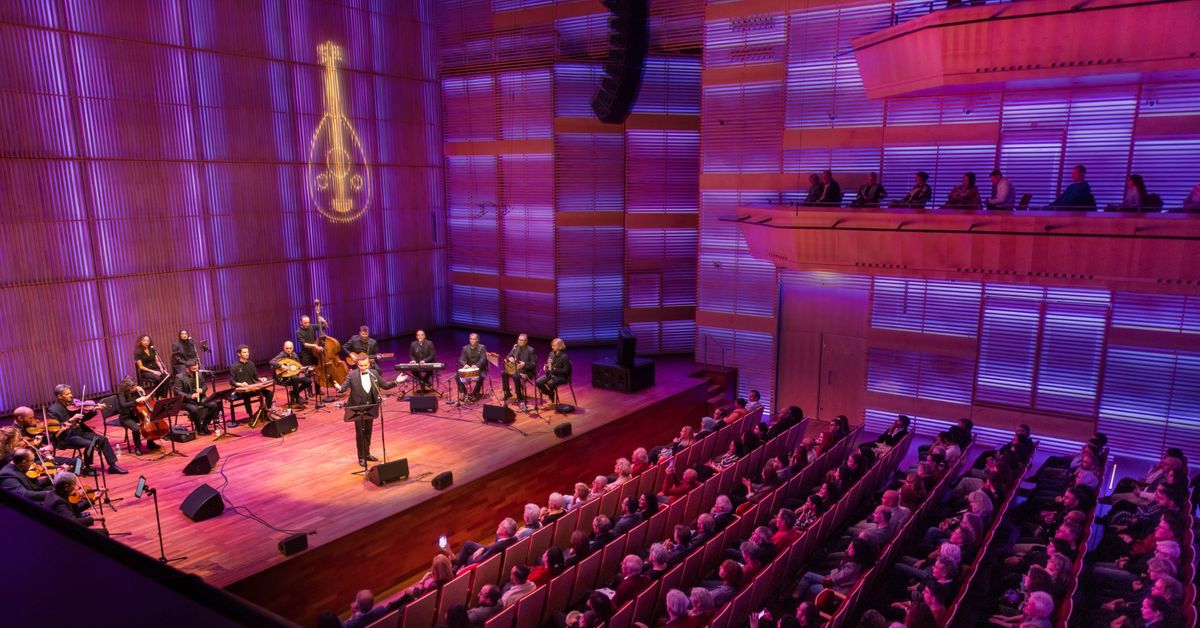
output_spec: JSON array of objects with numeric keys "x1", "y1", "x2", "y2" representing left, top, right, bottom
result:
[
  {"x1": 67, "y1": 399, "x2": 106, "y2": 413},
  {"x1": 69, "y1": 485, "x2": 105, "y2": 506},
  {"x1": 25, "y1": 460, "x2": 55, "y2": 480}
]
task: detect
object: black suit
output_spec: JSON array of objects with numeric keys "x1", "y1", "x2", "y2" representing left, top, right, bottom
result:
[
  {"x1": 43, "y1": 492, "x2": 94, "y2": 526},
  {"x1": 457, "y1": 343, "x2": 488, "y2": 398},
  {"x1": 49, "y1": 401, "x2": 118, "y2": 467},
  {"x1": 502, "y1": 344, "x2": 536, "y2": 402},
  {"x1": 173, "y1": 371, "x2": 221, "y2": 433},
  {"x1": 409, "y1": 339, "x2": 437, "y2": 390},
  {"x1": 339, "y1": 368, "x2": 398, "y2": 461},
  {"x1": 0, "y1": 463, "x2": 51, "y2": 502}
]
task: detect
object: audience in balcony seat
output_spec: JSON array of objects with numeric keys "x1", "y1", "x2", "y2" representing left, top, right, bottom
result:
[
  {"x1": 640, "y1": 491, "x2": 663, "y2": 519},
  {"x1": 793, "y1": 537, "x2": 876, "y2": 599},
  {"x1": 613, "y1": 497, "x2": 643, "y2": 535},
  {"x1": 630, "y1": 447, "x2": 652, "y2": 476},
  {"x1": 942, "y1": 172, "x2": 982, "y2": 210},
  {"x1": 646, "y1": 543, "x2": 671, "y2": 580},
  {"x1": 500, "y1": 564, "x2": 535, "y2": 608},
  {"x1": 1047, "y1": 164, "x2": 1097, "y2": 210},
  {"x1": 891, "y1": 171, "x2": 932, "y2": 209},
  {"x1": 746, "y1": 389, "x2": 764, "y2": 414},
  {"x1": 540, "y1": 491, "x2": 567, "y2": 525},
  {"x1": 588, "y1": 514, "x2": 615, "y2": 552},
  {"x1": 467, "y1": 585, "x2": 502, "y2": 626},
  {"x1": 661, "y1": 588, "x2": 694, "y2": 626},
  {"x1": 342, "y1": 590, "x2": 388, "y2": 628},
  {"x1": 801, "y1": 173, "x2": 825, "y2": 206},
  {"x1": 447, "y1": 517, "x2": 518, "y2": 568},
  {"x1": 516, "y1": 503, "x2": 542, "y2": 539},
  {"x1": 610, "y1": 554, "x2": 652, "y2": 608},
  {"x1": 872, "y1": 414, "x2": 910, "y2": 452},
  {"x1": 660, "y1": 466, "x2": 701, "y2": 504},
  {"x1": 567, "y1": 529, "x2": 591, "y2": 565},
  {"x1": 985, "y1": 169, "x2": 1016, "y2": 210},
  {"x1": 1113, "y1": 174, "x2": 1153, "y2": 211},
  {"x1": 1184, "y1": 183, "x2": 1200, "y2": 211},
  {"x1": 391, "y1": 554, "x2": 454, "y2": 607},
  {"x1": 528, "y1": 546, "x2": 564, "y2": 587},
  {"x1": 708, "y1": 558, "x2": 747, "y2": 606},
  {"x1": 850, "y1": 172, "x2": 888, "y2": 208},
  {"x1": 815, "y1": 169, "x2": 842, "y2": 206}
]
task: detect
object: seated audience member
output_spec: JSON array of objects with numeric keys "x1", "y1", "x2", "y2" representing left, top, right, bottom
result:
[
  {"x1": 905, "y1": 582, "x2": 951, "y2": 627},
  {"x1": 708, "y1": 559, "x2": 746, "y2": 606},
  {"x1": 689, "y1": 588, "x2": 717, "y2": 625},
  {"x1": 467, "y1": 585, "x2": 502, "y2": 626},
  {"x1": 672, "y1": 426, "x2": 697, "y2": 452},
  {"x1": 746, "y1": 389, "x2": 764, "y2": 414},
  {"x1": 892, "y1": 172, "x2": 932, "y2": 209},
  {"x1": 540, "y1": 492, "x2": 567, "y2": 524},
  {"x1": 588, "y1": 514, "x2": 615, "y2": 552},
  {"x1": 344, "y1": 590, "x2": 389, "y2": 628},
  {"x1": 666, "y1": 524, "x2": 695, "y2": 564},
  {"x1": 794, "y1": 538, "x2": 875, "y2": 599},
  {"x1": 694, "y1": 513, "x2": 718, "y2": 547},
  {"x1": 567, "y1": 530, "x2": 592, "y2": 564},
  {"x1": 1113, "y1": 173, "x2": 1151, "y2": 211},
  {"x1": 393, "y1": 555, "x2": 454, "y2": 606},
  {"x1": 697, "y1": 416, "x2": 719, "y2": 437},
  {"x1": 724, "y1": 398, "x2": 750, "y2": 424},
  {"x1": 816, "y1": 169, "x2": 842, "y2": 206},
  {"x1": 801, "y1": 173, "x2": 825, "y2": 206},
  {"x1": 874, "y1": 415, "x2": 910, "y2": 450},
  {"x1": 705, "y1": 440, "x2": 742, "y2": 476},
  {"x1": 773, "y1": 508, "x2": 802, "y2": 548},
  {"x1": 639, "y1": 491, "x2": 660, "y2": 519},
  {"x1": 612, "y1": 497, "x2": 642, "y2": 535},
  {"x1": 585, "y1": 591, "x2": 615, "y2": 624},
  {"x1": 985, "y1": 169, "x2": 1015, "y2": 210},
  {"x1": 567, "y1": 482, "x2": 592, "y2": 509},
  {"x1": 611, "y1": 457, "x2": 634, "y2": 488},
  {"x1": 500, "y1": 564, "x2": 535, "y2": 607},
  {"x1": 1183, "y1": 183, "x2": 1200, "y2": 212},
  {"x1": 449, "y1": 517, "x2": 518, "y2": 567},
  {"x1": 630, "y1": 447, "x2": 652, "y2": 476},
  {"x1": 611, "y1": 554, "x2": 652, "y2": 608},
  {"x1": 662, "y1": 588, "x2": 693, "y2": 626},
  {"x1": 516, "y1": 503, "x2": 541, "y2": 539},
  {"x1": 529, "y1": 546, "x2": 565, "y2": 587},
  {"x1": 1047, "y1": 164, "x2": 1096, "y2": 210},
  {"x1": 592, "y1": 474, "x2": 610, "y2": 496},
  {"x1": 646, "y1": 543, "x2": 672, "y2": 580},
  {"x1": 942, "y1": 172, "x2": 981, "y2": 210},
  {"x1": 710, "y1": 494, "x2": 736, "y2": 530},
  {"x1": 660, "y1": 466, "x2": 700, "y2": 503},
  {"x1": 850, "y1": 172, "x2": 888, "y2": 208},
  {"x1": 1139, "y1": 594, "x2": 1181, "y2": 628}
]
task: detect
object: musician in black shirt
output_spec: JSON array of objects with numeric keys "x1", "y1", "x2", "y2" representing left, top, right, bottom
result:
[
  {"x1": 344, "y1": 326, "x2": 379, "y2": 369},
  {"x1": 502, "y1": 334, "x2": 537, "y2": 411},
  {"x1": 296, "y1": 315, "x2": 328, "y2": 367},
  {"x1": 271, "y1": 341, "x2": 313, "y2": 407},
  {"x1": 111, "y1": 377, "x2": 161, "y2": 455},
  {"x1": 457, "y1": 333, "x2": 488, "y2": 401},
  {"x1": 133, "y1": 334, "x2": 168, "y2": 395},
  {"x1": 48, "y1": 385, "x2": 127, "y2": 474},
  {"x1": 171, "y1": 330, "x2": 199, "y2": 375},
  {"x1": 537, "y1": 338, "x2": 572, "y2": 410},
  {"x1": 409, "y1": 329, "x2": 437, "y2": 392},
  {"x1": 173, "y1": 361, "x2": 221, "y2": 435},
  {"x1": 230, "y1": 345, "x2": 273, "y2": 424}
]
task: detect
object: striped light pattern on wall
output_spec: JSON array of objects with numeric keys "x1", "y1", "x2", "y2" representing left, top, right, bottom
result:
[
  {"x1": 0, "y1": 0, "x2": 444, "y2": 408},
  {"x1": 699, "y1": 0, "x2": 1200, "y2": 424},
  {"x1": 437, "y1": 0, "x2": 703, "y2": 350}
]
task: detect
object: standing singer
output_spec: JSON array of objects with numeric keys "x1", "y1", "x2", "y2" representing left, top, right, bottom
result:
[{"x1": 336, "y1": 356, "x2": 401, "y2": 467}]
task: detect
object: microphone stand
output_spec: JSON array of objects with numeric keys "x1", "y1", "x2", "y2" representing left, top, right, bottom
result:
[{"x1": 140, "y1": 485, "x2": 186, "y2": 564}]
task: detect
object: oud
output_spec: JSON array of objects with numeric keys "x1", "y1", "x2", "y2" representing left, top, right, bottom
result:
[{"x1": 308, "y1": 41, "x2": 371, "y2": 223}]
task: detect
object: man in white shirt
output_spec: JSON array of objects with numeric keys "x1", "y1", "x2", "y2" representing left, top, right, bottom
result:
[
  {"x1": 985, "y1": 168, "x2": 1015, "y2": 210},
  {"x1": 745, "y1": 389, "x2": 764, "y2": 414}
]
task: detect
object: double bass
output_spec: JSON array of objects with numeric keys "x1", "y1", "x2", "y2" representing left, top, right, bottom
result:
[{"x1": 311, "y1": 299, "x2": 349, "y2": 390}]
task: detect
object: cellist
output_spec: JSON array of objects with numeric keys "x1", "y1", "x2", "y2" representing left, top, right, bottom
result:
[{"x1": 111, "y1": 377, "x2": 161, "y2": 455}]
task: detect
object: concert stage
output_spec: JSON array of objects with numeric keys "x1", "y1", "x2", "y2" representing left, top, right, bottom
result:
[{"x1": 92, "y1": 336, "x2": 712, "y2": 625}]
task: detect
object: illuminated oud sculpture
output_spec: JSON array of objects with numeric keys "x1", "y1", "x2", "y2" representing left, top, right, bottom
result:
[{"x1": 308, "y1": 41, "x2": 371, "y2": 223}]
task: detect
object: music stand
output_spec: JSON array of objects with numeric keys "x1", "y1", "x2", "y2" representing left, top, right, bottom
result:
[
  {"x1": 150, "y1": 396, "x2": 186, "y2": 461},
  {"x1": 343, "y1": 402, "x2": 381, "y2": 476}
]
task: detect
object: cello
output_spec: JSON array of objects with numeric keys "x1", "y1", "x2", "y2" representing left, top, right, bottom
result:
[
  {"x1": 311, "y1": 299, "x2": 349, "y2": 391},
  {"x1": 136, "y1": 376, "x2": 172, "y2": 442}
]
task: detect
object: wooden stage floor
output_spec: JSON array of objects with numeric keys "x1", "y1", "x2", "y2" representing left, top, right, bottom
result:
[{"x1": 90, "y1": 339, "x2": 705, "y2": 599}]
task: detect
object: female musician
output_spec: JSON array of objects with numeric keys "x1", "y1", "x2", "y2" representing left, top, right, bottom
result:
[
  {"x1": 0, "y1": 425, "x2": 19, "y2": 466},
  {"x1": 134, "y1": 334, "x2": 168, "y2": 396},
  {"x1": 112, "y1": 377, "x2": 161, "y2": 455},
  {"x1": 536, "y1": 338, "x2": 572, "y2": 410}
]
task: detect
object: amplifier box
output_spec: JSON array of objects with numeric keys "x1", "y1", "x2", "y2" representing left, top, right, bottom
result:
[{"x1": 591, "y1": 358, "x2": 655, "y2": 393}]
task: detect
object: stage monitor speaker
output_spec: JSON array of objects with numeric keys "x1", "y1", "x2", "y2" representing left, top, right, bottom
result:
[
  {"x1": 261, "y1": 413, "x2": 299, "y2": 438},
  {"x1": 367, "y1": 458, "x2": 410, "y2": 487},
  {"x1": 590, "y1": 0, "x2": 649, "y2": 124},
  {"x1": 182, "y1": 445, "x2": 219, "y2": 475},
  {"x1": 179, "y1": 483, "x2": 224, "y2": 522},
  {"x1": 278, "y1": 533, "x2": 309, "y2": 556},
  {"x1": 591, "y1": 358, "x2": 656, "y2": 393},
  {"x1": 482, "y1": 404, "x2": 516, "y2": 424},
  {"x1": 555, "y1": 422, "x2": 573, "y2": 437},
  {"x1": 432, "y1": 471, "x2": 454, "y2": 490},
  {"x1": 617, "y1": 326, "x2": 636, "y2": 367},
  {"x1": 410, "y1": 396, "x2": 438, "y2": 413}
]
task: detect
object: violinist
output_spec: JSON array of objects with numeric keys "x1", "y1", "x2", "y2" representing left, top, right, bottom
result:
[
  {"x1": 134, "y1": 334, "x2": 169, "y2": 395},
  {"x1": 171, "y1": 329, "x2": 200, "y2": 375},
  {"x1": 296, "y1": 315, "x2": 329, "y2": 368},
  {"x1": 0, "y1": 448, "x2": 51, "y2": 502},
  {"x1": 271, "y1": 341, "x2": 313, "y2": 408},
  {"x1": 174, "y1": 360, "x2": 220, "y2": 435},
  {"x1": 48, "y1": 385, "x2": 127, "y2": 475},
  {"x1": 43, "y1": 471, "x2": 101, "y2": 528},
  {"x1": 111, "y1": 377, "x2": 162, "y2": 455},
  {"x1": 230, "y1": 344, "x2": 274, "y2": 422}
]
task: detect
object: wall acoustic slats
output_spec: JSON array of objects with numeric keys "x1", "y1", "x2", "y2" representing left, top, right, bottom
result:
[{"x1": 0, "y1": 0, "x2": 445, "y2": 408}]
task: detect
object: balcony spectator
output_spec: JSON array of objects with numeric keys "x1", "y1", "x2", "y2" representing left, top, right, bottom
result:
[
  {"x1": 344, "y1": 590, "x2": 388, "y2": 628},
  {"x1": 1112, "y1": 174, "x2": 1163, "y2": 212},
  {"x1": 1183, "y1": 183, "x2": 1200, "y2": 212},
  {"x1": 1047, "y1": 164, "x2": 1096, "y2": 210},
  {"x1": 892, "y1": 172, "x2": 932, "y2": 209},
  {"x1": 746, "y1": 389, "x2": 764, "y2": 414},
  {"x1": 943, "y1": 172, "x2": 982, "y2": 210},
  {"x1": 850, "y1": 172, "x2": 888, "y2": 208},
  {"x1": 985, "y1": 169, "x2": 1015, "y2": 210},
  {"x1": 816, "y1": 169, "x2": 842, "y2": 206},
  {"x1": 801, "y1": 173, "x2": 824, "y2": 206}
]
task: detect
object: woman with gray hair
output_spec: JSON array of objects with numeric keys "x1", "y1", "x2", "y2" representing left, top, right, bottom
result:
[
  {"x1": 516, "y1": 503, "x2": 541, "y2": 539},
  {"x1": 689, "y1": 587, "x2": 715, "y2": 622},
  {"x1": 663, "y1": 589, "x2": 691, "y2": 625}
]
